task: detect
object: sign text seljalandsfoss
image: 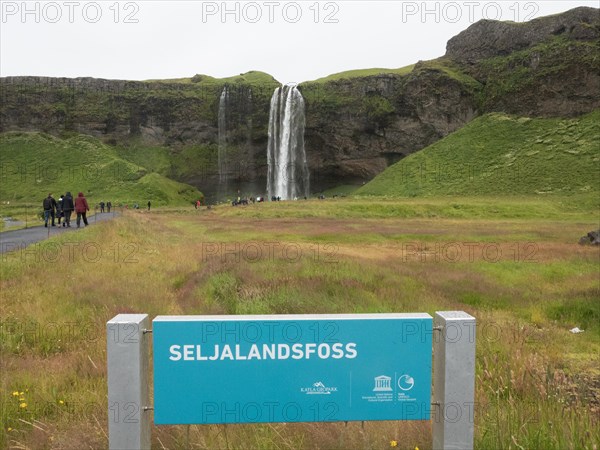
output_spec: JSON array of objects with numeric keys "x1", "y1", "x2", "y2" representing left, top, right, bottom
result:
[{"x1": 153, "y1": 314, "x2": 432, "y2": 424}]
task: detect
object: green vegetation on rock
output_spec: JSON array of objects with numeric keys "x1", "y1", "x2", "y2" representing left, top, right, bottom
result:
[
  {"x1": 307, "y1": 65, "x2": 415, "y2": 83},
  {"x1": 357, "y1": 109, "x2": 600, "y2": 198}
]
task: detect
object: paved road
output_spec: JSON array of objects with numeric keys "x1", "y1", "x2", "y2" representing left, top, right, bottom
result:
[{"x1": 0, "y1": 212, "x2": 119, "y2": 254}]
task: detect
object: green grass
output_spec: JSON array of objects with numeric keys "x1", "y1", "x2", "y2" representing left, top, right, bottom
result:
[
  {"x1": 1, "y1": 198, "x2": 598, "y2": 448},
  {"x1": 308, "y1": 65, "x2": 415, "y2": 83},
  {"x1": 114, "y1": 142, "x2": 172, "y2": 175},
  {"x1": 146, "y1": 70, "x2": 279, "y2": 86},
  {"x1": 0, "y1": 132, "x2": 203, "y2": 207},
  {"x1": 357, "y1": 110, "x2": 600, "y2": 198},
  {"x1": 212, "y1": 196, "x2": 598, "y2": 221},
  {"x1": 414, "y1": 58, "x2": 482, "y2": 93}
]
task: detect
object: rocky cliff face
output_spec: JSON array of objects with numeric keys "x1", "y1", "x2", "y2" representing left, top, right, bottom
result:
[
  {"x1": 446, "y1": 7, "x2": 599, "y2": 64},
  {"x1": 445, "y1": 6, "x2": 600, "y2": 117},
  {"x1": 299, "y1": 67, "x2": 478, "y2": 189},
  {"x1": 1, "y1": 7, "x2": 598, "y2": 197}
]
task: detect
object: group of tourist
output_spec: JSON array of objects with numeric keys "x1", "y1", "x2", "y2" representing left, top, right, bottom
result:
[
  {"x1": 42, "y1": 192, "x2": 90, "y2": 228},
  {"x1": 98, "y1": 201, "x2": 113, "y2": 213}
]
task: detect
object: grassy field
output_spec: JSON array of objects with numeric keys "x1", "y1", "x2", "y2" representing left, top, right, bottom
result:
[{"x1": 1, "y1": 197, "x2": 598, "y2": 449}]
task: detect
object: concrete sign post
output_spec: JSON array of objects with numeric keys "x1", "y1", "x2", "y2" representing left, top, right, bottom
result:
[
  {"x1": 107, "y1": 311, "x2": 475, "y2": 449},
  {"x1": 107, "y1": 314, "x2": 151, "y2": 450},
  {"x1": 432, "y1": 311, "x2": 476, "y2": 450}
]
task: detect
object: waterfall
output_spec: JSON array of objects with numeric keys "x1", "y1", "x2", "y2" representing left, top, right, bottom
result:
[
  {"x1": 218, "y1": 86, "x2": 228, "y2": 193},
  {"x1": 266, "y1": 85, "x2": 309, "y2": 200}
]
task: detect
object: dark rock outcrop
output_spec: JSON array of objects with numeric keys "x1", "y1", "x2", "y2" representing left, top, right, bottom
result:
[
  {"x1": 446, "y1": 7, "x2": 599, "y2": 64},
  {"x1": 445, "y1": 7, "x2": 600, "y2": 117},
  {"x1": 579, "y1": 230, "x2": 600, "y2": 246}
]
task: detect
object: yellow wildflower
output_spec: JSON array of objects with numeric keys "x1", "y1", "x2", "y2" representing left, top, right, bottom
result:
[
  {"x1": 19, "y1": 397, "x2": 25, "y2": 401},
  {"x1": 19, "y1": 402, "x2": 27, "y2": 408},
  {"x1": 415, "y1": 447, "x2": 420, "y2": 450},
  {"x1": 59, "y1": 400, "x2": 64, "y2": 405},
  {"x1": 390, "y1": 441, "x2": 398, "y2": 447},
  {"x1": 12, "y1": 391, "x2": 19, "y2": 396},
  {"x1": 7, "y1": 427, "x2": 12, "y2": 431},
  {"x1": 19, "y1": 391, "x2": 24, "y2": 395}
]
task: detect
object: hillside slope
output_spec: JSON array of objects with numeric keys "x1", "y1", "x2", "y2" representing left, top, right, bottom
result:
[
  {"x1": 0, "y1": 132, "x2": 203, "y2": 205},
  {"x1": 356, "y1": 110, "x2": 600, "y2": 197}
]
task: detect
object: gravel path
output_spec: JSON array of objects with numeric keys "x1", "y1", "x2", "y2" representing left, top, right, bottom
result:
[{"x1": 0, "y1": 212, "x2": 119, "y2": 254}]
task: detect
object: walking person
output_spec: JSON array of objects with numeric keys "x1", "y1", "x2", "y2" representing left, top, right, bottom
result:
[
  {"x1": 147, "y1": 200, "x2": 151, "y2": 211},
  {"x1": 74, "y1": 192, "x2": 90, "y2": 228},
  {"x1": 62, "y1": 192, "x2": 74, "y2": 227},
  {"x1": 107, "y1": 201, "x2": 112, "y2": 213},
  {"x1": 42, "y1": 193, "x2": 57, "y2": 227},
  {"x1": 56, "y1": 195, "x2": 64, "y2": 226},
  {"x1": 100, "y1": 201, "x2": 105, "y2": 213}
]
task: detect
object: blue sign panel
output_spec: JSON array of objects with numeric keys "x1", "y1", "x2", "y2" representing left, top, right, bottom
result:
[{"x1": 153, "y1": 313, "x2": 432, "y2": 424}]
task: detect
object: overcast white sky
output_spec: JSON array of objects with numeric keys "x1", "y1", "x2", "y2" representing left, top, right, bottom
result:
[{"x1": 1, "y1": 1, "x2": 597, "y2": 83}]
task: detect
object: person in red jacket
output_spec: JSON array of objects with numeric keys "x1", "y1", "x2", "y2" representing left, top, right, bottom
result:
[{"x1": 74, "y1": 192, "x2": 90, "y2": 228}]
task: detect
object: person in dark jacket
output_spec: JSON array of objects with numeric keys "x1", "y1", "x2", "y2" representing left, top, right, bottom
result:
[
  {"x1": 56, "y1": 195, "x2": 64, "y2": 225},
  {"x1": 42, "y1": 193, "x2": 57, "y2": 227},
  {"x1": 74, "y1": 192, "x2": 90, "y2": 228},
  {"x1": 62, "y1": 192, "x2": 74, "y2": 227}
]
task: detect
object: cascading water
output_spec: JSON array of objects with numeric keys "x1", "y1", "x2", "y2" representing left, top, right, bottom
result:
[
  {"x1": 266, "y1": 85, "x2": 309, "y2": 200},
  {"x1": 218, "y1": 86, "x2": 229, "y2": 194}
]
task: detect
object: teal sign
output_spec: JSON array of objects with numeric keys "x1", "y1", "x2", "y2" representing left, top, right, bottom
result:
[{"x1": 153, "y1": 314, "x2": 432, "y2": 425}]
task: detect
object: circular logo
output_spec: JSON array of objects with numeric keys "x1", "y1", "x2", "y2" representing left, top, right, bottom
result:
[{"x1": 398, "y1": 374, "x2": 415, "y2": 391}]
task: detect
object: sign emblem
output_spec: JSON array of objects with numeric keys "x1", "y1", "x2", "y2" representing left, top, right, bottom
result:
[
  {"x1": 373, "y1": 375, "x2": 393, "y2": 392},
  {"x1": 398, "y1": 374, "x2": 415, "y2": 391},
  {"x1": 301, "y1": 381, "x2": 338, "y2": 395}
]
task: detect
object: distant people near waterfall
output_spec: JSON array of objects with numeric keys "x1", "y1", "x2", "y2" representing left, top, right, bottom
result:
[
  {"x1": 42, "y1": 193, "x2": 57, "y2": 227},
  {"x1": 232, "y1": 197, "x2": 249, "y2": 206},
  {"x1": 74, "y1": 192, "x2": 90, "y2": 228},
  {"x1": 107, "y1": 201, "x2": 112, "y2": 213},
  {"x1": 99, "y1": 201, "x2": 105, "y2": 213},
  {"x1": 147, "y1": 201, "x2": 151, "y2": 211},
  {"x1": 62, "y1": 192, "x2": 74, "y2": 227}
]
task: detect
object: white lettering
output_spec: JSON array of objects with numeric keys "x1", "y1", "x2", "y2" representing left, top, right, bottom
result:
[
  {"x1": 331, "y1": 342, "x2": 344, "y2": 359},
  {"x1": 305, "y1": 343, "x2": 317, "y2": 358},
  {"x1": 195, "y1": 344, "x2": 207, "y2": 361},
  {"x1": 248, "y1": 344, "x2": 261, "y2": 359},
  {"x1": 169, "y1": 344, "x2": 181, "y2": 361},
  {"x1": 291, "y1": 343, "x2": 304, "y2": 359},
  {"x1": 220, "y1": 344, "x2": 234, "y2": 360},
  {"x1": 183, "y1": 344, "x2": 194, "y2": 361},
  {"x1": 277, "y1": 343, "x2": 290, "y2": 359},
  {"x1": 235, "y1": 344, "x2": 247, "y2": 360},
  {"x1": 317, "y1": 343, "x2": 331, "y2": 358},
  {"x1": 168, "y1": 341, "x2": 359, "y2": 361},
  {"x1": 345, "y1": 343, "x2": 357, "y2": 359}
]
